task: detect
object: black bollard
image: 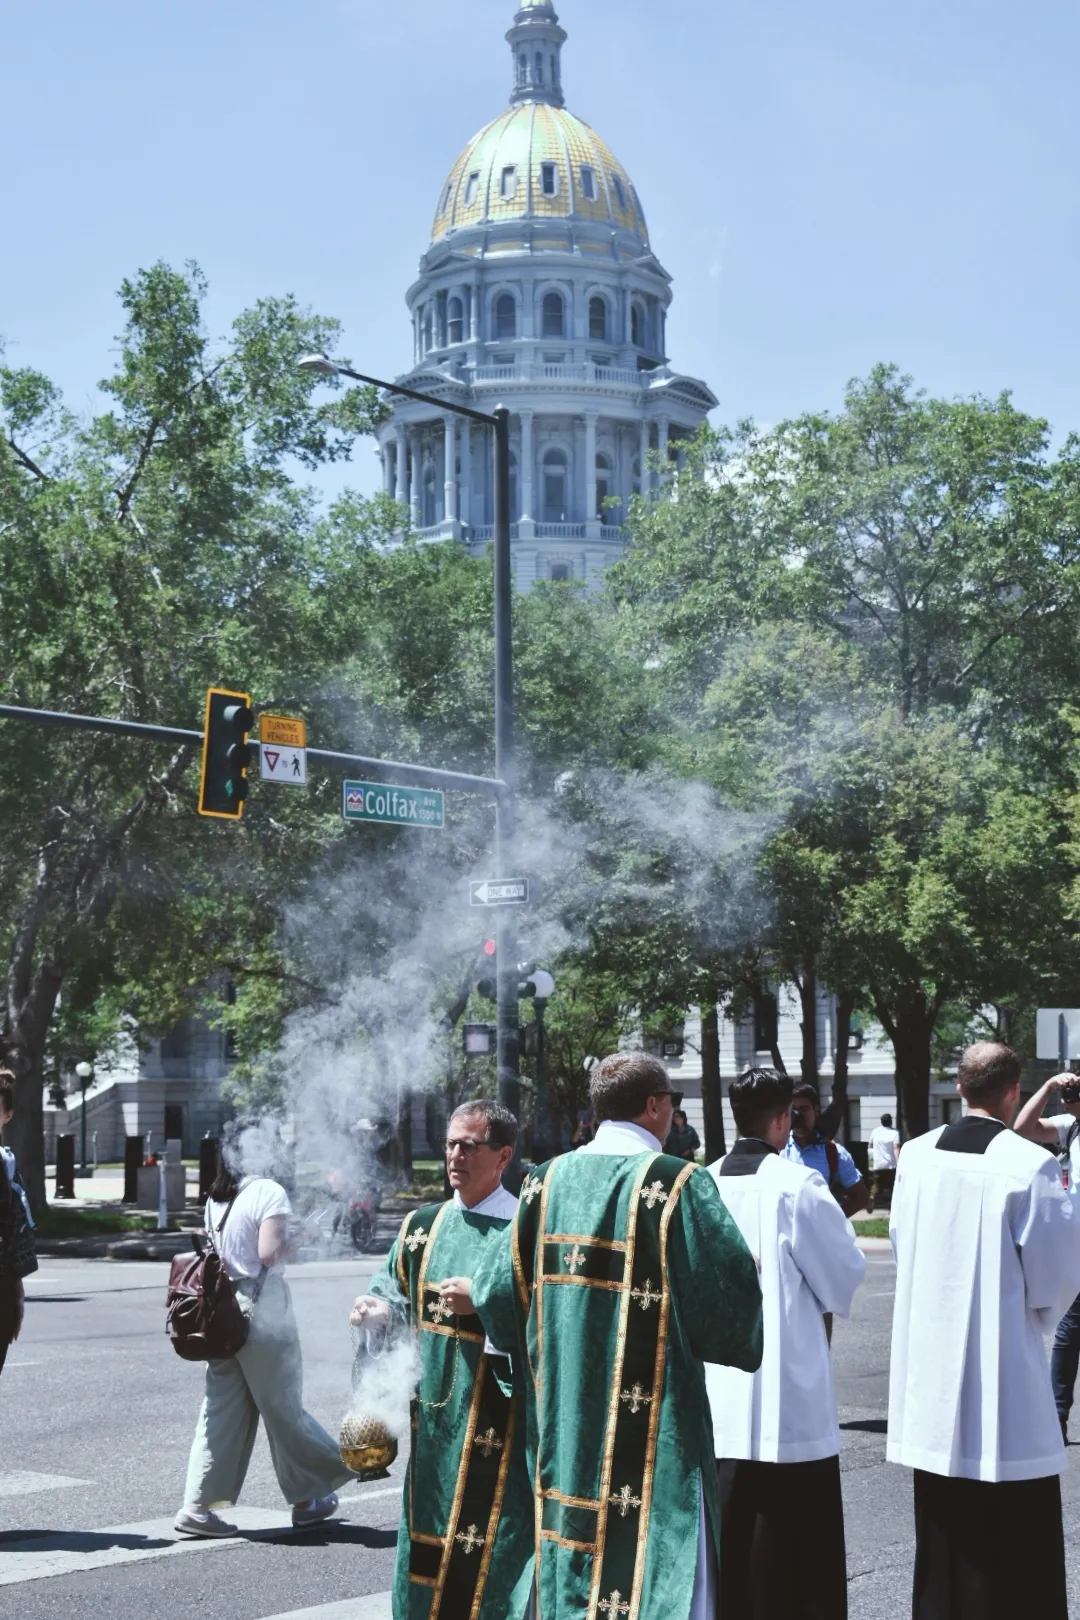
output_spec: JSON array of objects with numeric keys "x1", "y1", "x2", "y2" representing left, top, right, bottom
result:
[
  {"x1": 198, "y1": 1137, "x2": 220, "y2": 1202},
  {"x1": 123, "y1": 1136, "x2": 144, "y2": 1204},
  {"x1": 55, "y1": 1135, "x2": 76, "y2": 1200}
]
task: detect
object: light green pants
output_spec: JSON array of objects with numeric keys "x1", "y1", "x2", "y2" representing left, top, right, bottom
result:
[{"x1": 182, "y1": 1272, "x2": 353, "y2": 1509}]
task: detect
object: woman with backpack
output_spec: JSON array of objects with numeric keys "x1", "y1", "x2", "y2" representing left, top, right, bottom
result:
[
  {"x1": 0, "y1": 1071, "x2": 38, "y2": 1378},
  {"x1": 174, "y1": 1142, "x2": 353, "y2": 1539}
]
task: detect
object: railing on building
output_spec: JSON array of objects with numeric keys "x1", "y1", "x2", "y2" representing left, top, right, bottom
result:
[
  {"x1": 469, "y1": 363, "x2": 668, "y2": 388},
  {"x1": 534, "y1": 522, "x2": 587, "y2": 539}
]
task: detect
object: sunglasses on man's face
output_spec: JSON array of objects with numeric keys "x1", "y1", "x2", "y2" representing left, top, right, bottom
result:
[{"x1": 651, "y1": 1090, "x2": 683, "y2": 1108}]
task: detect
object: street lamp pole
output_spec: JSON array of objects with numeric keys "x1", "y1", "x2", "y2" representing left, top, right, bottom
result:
[
  {"x1": 75, "y1": 1062, "x2": 93, "y2": 1176},
  {"x1": 297, "y1": 358, "x2": 520, "y2": 1125}
]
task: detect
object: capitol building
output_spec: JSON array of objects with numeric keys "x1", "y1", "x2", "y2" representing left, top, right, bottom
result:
[{"x1": 375, "y1": 0, "x2": 717, "y2": 587}]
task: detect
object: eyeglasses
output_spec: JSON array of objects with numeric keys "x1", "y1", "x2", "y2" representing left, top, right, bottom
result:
[
  {"x1": 651, "y1": 1090, "x2": 683, "y2": 1108},
  {"x1": 444, "y1": 1136, "x2": 493, "y2": 1158}
]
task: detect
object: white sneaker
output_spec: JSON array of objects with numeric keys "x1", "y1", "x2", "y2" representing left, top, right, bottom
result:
[
  {"x1": 174, "y1": 1507, "x2": 238, "y2": 1539},
  {"x1": 291, "y1": 1493, "x2": 339, "y2": 1529}
]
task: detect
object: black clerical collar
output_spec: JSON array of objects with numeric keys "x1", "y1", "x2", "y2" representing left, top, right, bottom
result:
[
  {"x1": 936, "y1": 1116, "x2": 1007, "y2": 1155},
  {"x1": 719, "y1": 1138, "x2": 778, "y2": 1177}
]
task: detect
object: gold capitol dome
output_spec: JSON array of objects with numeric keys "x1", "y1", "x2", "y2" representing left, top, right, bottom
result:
[{"x1": 431, "y1": 0, "x2": 648, "y2": 250}]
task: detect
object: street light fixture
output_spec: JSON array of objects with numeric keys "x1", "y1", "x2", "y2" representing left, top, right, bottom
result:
[
  {"x1": 74, "y1": 1061, "x2": 94, "y2": 1176},
  {"x1": 297, "y1": 354, "x2": 521, "y2": 1133}
]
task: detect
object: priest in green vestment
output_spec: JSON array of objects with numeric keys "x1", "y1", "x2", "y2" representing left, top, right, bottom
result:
[
  {"x1": 468, "y1": 1053, "x2": 763, "y2": 1620},
  {"x1": 350, "y1": 1098, "x2": 534, "y2": 1620}
]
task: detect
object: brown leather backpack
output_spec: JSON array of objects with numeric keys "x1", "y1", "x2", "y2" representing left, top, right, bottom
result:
[{"x1": 165, "y1": 1199, "x2": 265, "y2": 1362}]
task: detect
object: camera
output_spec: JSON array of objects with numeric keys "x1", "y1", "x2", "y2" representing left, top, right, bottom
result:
[{"x1": 1061, "y1": 1084, "x2": 1080, "y2": 1105}]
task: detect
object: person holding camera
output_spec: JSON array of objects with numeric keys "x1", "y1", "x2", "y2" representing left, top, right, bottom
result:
[{"x1": 1014, "y1": 1069, "x2": 1080, "y2": 1440}]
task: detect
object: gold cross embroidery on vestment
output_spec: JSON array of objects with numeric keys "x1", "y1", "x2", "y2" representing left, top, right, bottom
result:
[
  {"x1": 521, "y1": 1174, "x2": 543, "y2": 1204},
  {"x1": 474, "y1": 1426, "x2": 504, "y2": 1458},
  {"x1": 455, "y1": 1523, "x2": 486, "y2": 1555},
  {"x1": 427, "y1": 1297, "x2": 454, "y2": 1326},
  {"x1": 404, "y1": 1227, "x2": 428, "y2": 1253},
  {"x1": 599, "y1": 1593, "x2": 631, "y2": 1618},
  {"x1": 640, "y1": 1180, "x2": 669, "y2": 1210},
  {"x1": 563, "y1": 1243, "x2": 587, "y2": 1274},
  {"x1": 630, "y1": 1278, "x2": 662, "y2": 1312},
  {"x1": 610, "y1": 1485, "x2": 643, "y2": 1518},
  {"x1": 619, "y1": 1383, "x2": 653, "y2": 1414}
]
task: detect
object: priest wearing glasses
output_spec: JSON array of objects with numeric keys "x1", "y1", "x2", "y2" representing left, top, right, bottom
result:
[
  {"x1": 465, "y1": 1052, "x2": 763, "y2": 1620},
  {"x1": 350, "y1": 1098, "x2": 534, "y2": 1620}
]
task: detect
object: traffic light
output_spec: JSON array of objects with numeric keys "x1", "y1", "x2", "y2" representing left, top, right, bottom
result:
[
  {"x1": 199, "y1": 687, "x2": 254, "y2": 820},
  {"x1": 476, "y1": 942, "x2": 538, "y2": 1002}
]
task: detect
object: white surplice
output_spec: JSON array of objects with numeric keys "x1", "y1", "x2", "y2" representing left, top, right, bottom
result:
[
  {"x1": 888, "y1": 1125, "x2": 1080, "y2": 1482},
  {"x1": 576, "y1": 1115, "x2": 714, "y2": 1620},
  {"x1": 705, "y1": 1147, "x2": 865, "y2": 1462}
]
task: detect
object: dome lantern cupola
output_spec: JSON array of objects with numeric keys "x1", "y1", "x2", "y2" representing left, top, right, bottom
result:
[{"x1": 507, "y1": 0, "x2": 567, "y2": 109}]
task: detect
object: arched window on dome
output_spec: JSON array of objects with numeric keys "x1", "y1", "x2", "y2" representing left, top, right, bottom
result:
[
  {"x1": 612, "y1": 175, "x2": 628, "y2": 212},
  {"x1": 464, "y1": 171, "x2": 480, "y2": 208},
  {"x1": 540, "y1": 162, "x2": 559, "y2": 198},
  {"x1": 494, "y1": 293, "x2": 517, "y2": 341},
  {"x1": 542, "y1": 291, "x2": 565, "y2": 339},
  {"x1": 500, "y1": 165, "x2": 518, "y2": 201},
  {"x1": 631, "y1": 301, "x2": 645, "y2": 349},
  {"x1": 423, "y1": 309, "x2": 434, "y2": 352},
  {"x1": 580, "y1": 166, "x2": 597, "y2": 202},
  {"x1": 542, "y1": 448, "x2": 569, "y2": 524},
  {"x1": 518, "y1": 52, "x2": 527, "y2": 86},
  {"x1": 448, "y1": 297, "x2": 464, "y2": 346},
  {"x1": 596, "y1": 453, "x2": 613, "y2": 521},
  {"x1": 589, "y1": 297, "x2": 608, "y2": 342},
  {"x1": 535, "y1": 52, "x2": 544, "y2": 84}
]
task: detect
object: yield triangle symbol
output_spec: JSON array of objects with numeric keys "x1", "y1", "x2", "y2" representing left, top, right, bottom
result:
[{"x1": 266, "y1": 751, "x2": 280, "y2": 772}]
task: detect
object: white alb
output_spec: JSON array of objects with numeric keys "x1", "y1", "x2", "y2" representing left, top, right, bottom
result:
[
  {"x1": 705, "y1": 1151, "x2": 865, "y2": 1463},
  {"x1": 888, "y1": 1125, "x2": 1080, "y2": 1481}
]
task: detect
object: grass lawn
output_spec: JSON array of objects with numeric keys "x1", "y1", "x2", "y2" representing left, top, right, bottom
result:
[
  {"x1": 855, "y1": 1218, "x2": 891, "y2": 1240},
  {"x1": 37, "y1": 1207, "x2": 180, "y2": 1238}
]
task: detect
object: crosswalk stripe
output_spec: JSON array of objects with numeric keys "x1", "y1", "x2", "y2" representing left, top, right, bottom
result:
[
  {"x1": 0, "y1": 1472, "x2": 92, "y2": 1499},
  {"x1": 259, "y1": 1598, "x2": 392, "y2": 1620},
  {"x1": 0, "y1": 1508, "x2": 292, "y2": 1586}
]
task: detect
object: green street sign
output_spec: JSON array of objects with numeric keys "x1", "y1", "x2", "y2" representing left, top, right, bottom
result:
[{"x1": 343, "y1": 780, "x2": 445, "y2": 830}]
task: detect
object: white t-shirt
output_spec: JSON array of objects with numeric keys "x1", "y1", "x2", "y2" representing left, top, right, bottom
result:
[
  {"x1": 205, "y1": 1177, "x2": 291, "y2": 1279},
  {"x1": 1048, "y1": 1115, "x2": 1080, "y2": 1195},
  {"x1": 869, "y1": 1126, "x2": 901, "y2": 1171}
]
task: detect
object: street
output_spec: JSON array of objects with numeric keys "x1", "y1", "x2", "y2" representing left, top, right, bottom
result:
[{"x1": 2, "y1": 1249, "x2": 1079, "y2": 1619}]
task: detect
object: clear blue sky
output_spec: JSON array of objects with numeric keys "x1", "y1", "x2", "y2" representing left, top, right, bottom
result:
[{"x1": 2, "y1": 0, "x2": 1077, "y2": 494}]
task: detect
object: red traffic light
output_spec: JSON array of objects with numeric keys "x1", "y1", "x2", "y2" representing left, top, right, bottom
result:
[{"x1": 483, "y1": 939, "x2": 497, "y2": 957}]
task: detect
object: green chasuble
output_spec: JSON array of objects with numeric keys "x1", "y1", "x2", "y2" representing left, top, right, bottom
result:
[
  {"x1": 370, "y1": 1197, "x2": 535, "y2": 1620},
  {"x1": 471, "y1": 1147, "x2": 763, "y2": 1620}
]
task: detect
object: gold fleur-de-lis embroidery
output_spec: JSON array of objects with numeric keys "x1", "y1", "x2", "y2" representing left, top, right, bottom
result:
[
  {"x1": 474, "y1": 1426, "x2": 504, "y2": 1458},
  {"x1": 610, "y1": 1484, "x2": 643, "y2": 1518},
  {"x1": 404, "y1": 1227, "x2": 428, "y2": 1253},
  {"x1": 640, "y1": 1180, "x2": 669, "y2": 1210},
  {"x1": 427, "y1": 1296, "x2": 454, "y2": 1326},
  {"x1": 521, "y1": 1174, "x2": 543, "y2": 1204},
  {"x1": 563, "y1": 1243, "x2": 587, "y2": 1274},
  {"x1": 599, "y1": 1593, "x2": 631, "y2": 1617},
  {"x1": 619, "y1": 1383, "x2": 653, "y2": 1414},
  {"x1": 630, "y1": 1278, "x2": 662, "y2": 1312},
  {"x1": 455, "y1": 1523, "x2": 486, "y2": 1555}
]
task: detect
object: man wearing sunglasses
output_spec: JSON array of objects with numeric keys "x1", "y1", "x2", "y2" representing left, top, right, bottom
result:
[
  {"x1": 470, "y1": 1052, "x2": 763, "y2": 1620},
  {"x1": 349, "y1": 1099, "x2": 534, "y2": 1620}
]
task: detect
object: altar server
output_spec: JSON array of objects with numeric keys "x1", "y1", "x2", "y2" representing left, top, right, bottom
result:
[
  {"x1": 888, "y1": 1042, "x2": 1080, "y2": 1620},
  {"x1": 706, "y1": 1067, "x2": 865, "y2": 1620},
  {"x1": 472, "y1": 1051, "x2": 763, "y2": 1620},
  {"x1": 351, "y1": 1099, "x2": 534, "y2": 1620}
]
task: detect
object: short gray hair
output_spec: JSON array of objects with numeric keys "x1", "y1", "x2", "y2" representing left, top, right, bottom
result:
[
  {"x1": 450, "y1": 1097, "x2": 519, "y2": 1152},
  {"x1": 590, "y1": 1052, "x2": 671, "y2": 1123}
]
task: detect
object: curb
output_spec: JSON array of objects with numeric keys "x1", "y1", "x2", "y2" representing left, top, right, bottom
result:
[
  {"x1": 856, "y1": 1237, "x2": 893, "y2": 1253},
  {"x1": 35, "y1": 1233, "x2": 191, "y2": 1260}
]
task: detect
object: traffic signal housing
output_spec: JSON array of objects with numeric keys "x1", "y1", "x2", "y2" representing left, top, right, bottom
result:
[
  {"x1": 199, "y1": 687, "x2": 254, "y2": 820},
  {"x1": 476, "y1": 942, "x2": 538, "y2": 1002}
]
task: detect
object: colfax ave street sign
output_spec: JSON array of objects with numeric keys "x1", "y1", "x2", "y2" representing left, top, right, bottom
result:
[
  {"x1": 469, "y1": 879, "x2": 530, "y2": 907},
  {"x1": 343, "y1": 780, "x2": 445, "y2": 830}
]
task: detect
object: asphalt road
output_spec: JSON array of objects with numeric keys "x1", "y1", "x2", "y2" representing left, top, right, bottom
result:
[{"x1": 1, "y1": 1249, "x2": 1078, "y2": 1619}]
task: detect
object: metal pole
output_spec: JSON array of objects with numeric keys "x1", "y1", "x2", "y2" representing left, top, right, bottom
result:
[
  {"x1": 533, "y1": 999, "x2": 550, "y2": 1161},
  {"x1": 493, "y1": 406, "x2": 520, "y2": 1133},
  {"x1": 80, "y1": 1082, "x2": 88, "y2": 1175}
]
